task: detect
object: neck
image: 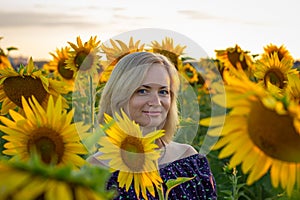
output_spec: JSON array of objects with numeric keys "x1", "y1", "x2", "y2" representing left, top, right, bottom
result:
[{"x1": 141, "y1": 126, "x2": 157, "y2": 135}]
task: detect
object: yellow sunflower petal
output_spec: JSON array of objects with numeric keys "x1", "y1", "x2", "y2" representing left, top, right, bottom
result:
[
  {"x1": 229, "y1": 138, "x2": 253, "y2": 167},
  {"x1": 1, "y1": 98, "x2": 16, "y2": 115},
  {"x1": 65, "y1": 143, "x2": 88, "y2": 154},
  {"x1": 14, "y1": 177, "x2": 48, "y2": 199},
  {"x1": 286, "y1": 163, "x2": 296, "y2": 196},
  {"x1": 241, "y1": 147, "x2": 260, "y2": 174},
  {"x1": 246, "y1": 152, "x2": 272, "y2": 185},
  {"x1": 199, "y1": 115, "x2": 226, "y2": 127},
  {"x1": 280, "y1": 162, "x2": 289, "y2": 189},
  {"x1": 133, "y1": 173, "x2": 141, "y2": 197},
  {"x1": 51, "y1": 181, "x2": 73, "y2": 200},
  {"x1": 270, "y1": 160, "x2": 282, "y2": 188}
]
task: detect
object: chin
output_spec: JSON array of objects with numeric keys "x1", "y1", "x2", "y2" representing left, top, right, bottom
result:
[{"x1": 138, "y1": 116, "x2": 165, "y2": 128}]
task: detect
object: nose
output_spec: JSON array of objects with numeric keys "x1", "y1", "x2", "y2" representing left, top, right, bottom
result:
[{"x1": 148, "y1": 93, "x2": 161, "y2": 106}]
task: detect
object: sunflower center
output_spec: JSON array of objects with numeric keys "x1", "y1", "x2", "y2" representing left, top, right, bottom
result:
[
  {"x1": 58, "y1": 59, "x2": 74, "y2": 80},
  {"x1": 228, "y1": 51, "x2": 248, "y2": 70},
  {"x1": 263, "y1": 68, "x2": 286, "y2": 89},
  {"x1": 27, "y1": 127, "x2": 65, "y2": 164},
  {"x1": 3, "y1": 76, "x2": 48, "y2": 108},
  {"x1": 248, "y1": 101, "x2": 300, "y2": 162},
  {"x1": 120, "y1": 135, "x2": 145, "y2": 171},
  {"x1": 184, "y1": 65, "x2": 196, "y2": 77},
  {"x1": 75, "y1": 50, "x2": 95, "y2": 71}
]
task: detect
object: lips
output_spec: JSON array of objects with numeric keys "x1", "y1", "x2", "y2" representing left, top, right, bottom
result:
[{"x1": 142, "y1": 111, "x2": 161, "y2": 116}]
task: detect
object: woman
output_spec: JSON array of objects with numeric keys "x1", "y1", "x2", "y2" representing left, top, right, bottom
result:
[{"x1": 88, "y1": 52, "x2": 217, "y2": 199}]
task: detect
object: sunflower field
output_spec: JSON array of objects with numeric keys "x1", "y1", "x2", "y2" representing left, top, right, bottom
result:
[{"x1": 0, "y1": 34, "x2": 300, "y2": 200}]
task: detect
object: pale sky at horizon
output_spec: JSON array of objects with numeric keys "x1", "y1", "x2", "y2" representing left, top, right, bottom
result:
[{"x1": 1, "y1": 0, "x2": 300, "y2": 61}]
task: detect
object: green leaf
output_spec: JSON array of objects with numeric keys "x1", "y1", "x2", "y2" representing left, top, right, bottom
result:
[
  {"x1": 221, "y1": 190, "x2": 233, "y2": 195},
  {"x1": 7, "y1": 47, "x2": 18, "y2": 51},
  {"x1": 165, "y1": 176, "x2": 195, "y2": 199}
]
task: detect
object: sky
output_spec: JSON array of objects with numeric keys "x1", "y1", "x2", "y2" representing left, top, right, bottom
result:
[{"x1": 1, "y1": 0, "x2": 300, "y2": 61}]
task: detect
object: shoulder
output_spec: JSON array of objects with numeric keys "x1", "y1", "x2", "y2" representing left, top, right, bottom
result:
[
  {"x1": 159, "y1": 141, "x2": 198, "y2": 165},
  {"x1": 168, "y1": 141, "x2": 198, "y2": 157}
]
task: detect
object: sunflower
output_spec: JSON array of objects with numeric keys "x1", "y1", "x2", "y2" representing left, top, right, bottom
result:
[
  {"x1": 66, "y1": 36, "x2": 101, "y2": 77},
  {"x1": 148, "y1": 37, "x2": 186, "y2": 69},
  {"x1": 254, "y1": 52, "x2": 297, "y2": 96},
  {"x1": 179, "y1": 63, "x2": 199, "y2": 84},
  {"x1": 44, "y1": 46, "x2": 74, "y2": 90},
  {"x1": 0, "y1": 95, "x2": 89, "y2": 168},
  {"x1": 215, "y1": 44, "x2": 254, "y2": 78},
  {"x1": 200, "y1": 70, "x2": 300, "y2": 197},
  {"x1": 97, "y1": 110, "x2": 164, "y2": 200},
  {"x1": 287, "y1": 73, "x2": 300, "y2": 104},
  {"x1": 99, "y1": 37, "x2": 145, "y2": 83},
  {"x1": 0, "y1": 157, "x2": 114, "y2": 200},
  {"x1": 263, "y1": 43, "x2": 294, "y2": 63},
  {"x1": 0, "y1": 57, "x2": 68, "y2": 115}
]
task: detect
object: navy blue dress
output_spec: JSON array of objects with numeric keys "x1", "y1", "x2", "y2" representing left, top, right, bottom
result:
[{"x1": 107, "y1": 154, "x2": 217, "y2": 200}]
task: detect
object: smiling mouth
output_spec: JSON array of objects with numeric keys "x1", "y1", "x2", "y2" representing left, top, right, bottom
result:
[{"x1": 142, "y1": 111, "x2": 161, "y2": 116}]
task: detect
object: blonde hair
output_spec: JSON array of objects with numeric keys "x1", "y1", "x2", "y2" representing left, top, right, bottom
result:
[{"x1": 98, "y1": 52, "x2": 180, "y2": 143}]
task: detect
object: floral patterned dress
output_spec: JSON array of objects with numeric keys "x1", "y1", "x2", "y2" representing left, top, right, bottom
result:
[{"x1": 107, "y1": 154, "x2": 217, "y2": 200}]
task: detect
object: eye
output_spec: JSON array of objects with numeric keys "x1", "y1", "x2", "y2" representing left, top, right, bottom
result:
[
  {"x1": 136, "y1": 88, "x2": 148, "y2": 94},
  {"x1": 159, "y1": 89, "x2": 169, "y2": 96}
]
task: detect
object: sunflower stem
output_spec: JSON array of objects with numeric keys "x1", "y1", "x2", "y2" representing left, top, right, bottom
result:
[
  {"x1": 157, "y1": 186, "x2": 165, "y2": 200},
  {"x1": 89, "y1": 74, "x2": 95, "y2": 132}
]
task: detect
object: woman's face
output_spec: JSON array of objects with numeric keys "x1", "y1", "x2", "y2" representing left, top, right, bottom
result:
[{"x1": 128, "y1": 64, "x2": 171, "y2": 129}]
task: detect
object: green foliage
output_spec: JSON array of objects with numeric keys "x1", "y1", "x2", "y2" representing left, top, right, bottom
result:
[
  {"x1": 157, "y1": 176, "x2": 195, "y2": 200},
  {"x1": 205, "y1": 151, "x2": 300, "y2": 199},
  {"x1": 1, "y1": 155, "x2": 116, "y2": 199},
  {"x1": 165, "y1": 177, "x2": 195, "y2": 199}
]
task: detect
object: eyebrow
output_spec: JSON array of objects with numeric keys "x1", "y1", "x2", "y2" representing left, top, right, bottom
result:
[{"x1": 141, "y1": 84, "x2": 169, "y2": 89}]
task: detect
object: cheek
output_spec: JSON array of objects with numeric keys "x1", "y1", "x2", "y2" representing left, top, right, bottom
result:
[
  {"x1": 162, "y1": 98, "x2": 171, "y2": 111},
  {"x1": 128, "y1": 97, "x2": 145, "y2": 112}
]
